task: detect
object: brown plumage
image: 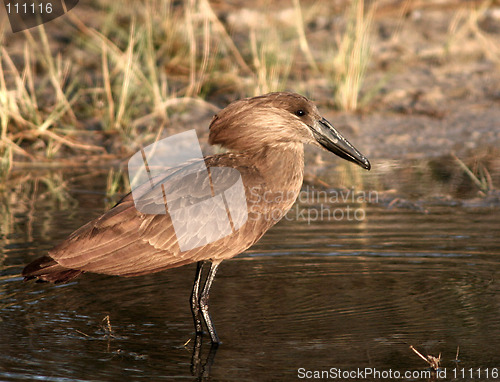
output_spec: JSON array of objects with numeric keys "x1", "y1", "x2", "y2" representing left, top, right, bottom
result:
[{"x1": 23, "y1": 92, "x2": 370, "y2": 344}]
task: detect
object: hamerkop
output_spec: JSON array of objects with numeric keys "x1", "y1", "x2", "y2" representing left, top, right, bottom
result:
[{"x1": 23, "y1": 92, "x2": 370, "y2": 344}]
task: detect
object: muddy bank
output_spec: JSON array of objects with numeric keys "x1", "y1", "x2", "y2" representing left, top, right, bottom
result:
[
  {"x1": 2, "y1": 0, "x2": 500, "y2": 206},
  {"x1": 222, "y1": 0, "x2": 500, "y2": 160},
  {"x1": 167, "y1": 0, "x2": 500, "y2": 163}
]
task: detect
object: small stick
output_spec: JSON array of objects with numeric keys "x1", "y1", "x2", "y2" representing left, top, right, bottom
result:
[
  {"x1": 102, "y1": 315, "x2": 114, "y2": 337},
  {"x1": 410, "y1": 345, "x2": 441, "y2": 370},
  {"x1": 75, "y1": 329, "x2": 90, "y2": 337},
  {"x1": 410, "y1": 345, "x2": 429, "y2": 363}
]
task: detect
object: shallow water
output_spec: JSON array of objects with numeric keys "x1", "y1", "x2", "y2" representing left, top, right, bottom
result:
[{"x1": 0, "y1": 164, "x2": 499, "y2": 381}]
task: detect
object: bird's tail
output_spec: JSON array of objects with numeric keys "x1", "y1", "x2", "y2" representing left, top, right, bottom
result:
[{"x1": 22, "y1": 255, "x2": 83, "y2": 283}]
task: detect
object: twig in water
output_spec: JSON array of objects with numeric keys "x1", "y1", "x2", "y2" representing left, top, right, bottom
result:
[
  {"x1": 102, "y1": 315, "x2": 115, "y2": 338},
  {"x1": 410, "y1": 345, "x2": 441, "y2": 371},
  {"x1": 75, "y1": 329, "x2": 90, "y2": 337}
]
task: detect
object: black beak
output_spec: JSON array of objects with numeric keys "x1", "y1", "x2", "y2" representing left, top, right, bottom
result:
[{"x1": 312, "y1": 118, "x2": 371, "y2": 170}]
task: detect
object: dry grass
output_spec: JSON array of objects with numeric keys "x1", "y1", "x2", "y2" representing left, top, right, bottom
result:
[
  {"x1": 1, "y1": 0, "x2": 499, "y2": 180},
  {"x1": 330, "y1": 0, "x2": 375, "y2": 111},
  {"x1": 445, "y1": 0, "x2": 499, "y2": 61},
  {"x1": 453, "y1": 153, "x2": 495, "y2": 194},
  {"x1": 249, "y1": 26, "x2": 295, "y2": 95},
  {"x1": 0, "y1": 0, "x2": 379, "y2": 178}
]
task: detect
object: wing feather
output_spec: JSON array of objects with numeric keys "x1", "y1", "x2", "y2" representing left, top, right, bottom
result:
[{"x1": 48, "y1": 154, "x2": 279, "y2": 277}]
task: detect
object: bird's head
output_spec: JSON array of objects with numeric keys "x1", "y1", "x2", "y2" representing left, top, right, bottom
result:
[{"x1": 209, "y1": 92, "x2": 370, "y2": 170}]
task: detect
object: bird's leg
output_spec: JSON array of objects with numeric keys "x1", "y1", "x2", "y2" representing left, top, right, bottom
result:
[
  {"x1": 191, "y1": 261, "x2": 205, "y2": 335},
  {"x1": 200, "y1": 261, "x2": 220, "y2": 345}
]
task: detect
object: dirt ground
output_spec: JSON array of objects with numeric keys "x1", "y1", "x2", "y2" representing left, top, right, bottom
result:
[
  {"x1": 156, "y1": 0, "x2": 500, "y2": 168},
  {"x1": 1, "y1": 0, "x2": 499, "y2": 196},
  {"x1": 3, "y1": 1, "x2": 500, "y2": 159},
  {"x1": 215, "y1": 0, "x2": 500, "y2": 160},
  {"x1": 336, "y1": 4, "x2": 500, "y2": 161}
]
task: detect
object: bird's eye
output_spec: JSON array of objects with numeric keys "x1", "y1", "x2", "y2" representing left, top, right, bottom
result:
[{"x1": 296, "y1": 110, "x2": 305, "y2": 117}]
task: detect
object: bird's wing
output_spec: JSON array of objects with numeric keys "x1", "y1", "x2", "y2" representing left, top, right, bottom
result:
[{"x1": 49, "y1": 155, "x2": 267, "y2": 276}]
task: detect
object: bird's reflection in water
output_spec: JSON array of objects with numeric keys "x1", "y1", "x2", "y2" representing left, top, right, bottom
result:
[{"x1": 190, "y1": 334, "x2": 218, "y2": 380}]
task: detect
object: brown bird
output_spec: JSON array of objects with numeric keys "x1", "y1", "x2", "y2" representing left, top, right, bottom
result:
[{"x1": 23, "y1": 92, "x2": 370, "y2": 344}]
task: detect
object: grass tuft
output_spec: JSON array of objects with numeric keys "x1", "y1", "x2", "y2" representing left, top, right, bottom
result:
[{"x1": 331, "y1": 0, "x2": 375, "y2": 111}]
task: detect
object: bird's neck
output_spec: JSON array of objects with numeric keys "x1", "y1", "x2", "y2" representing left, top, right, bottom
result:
[{"x1": 248, "y1": 142, "x2": 305, "y2": 192}]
